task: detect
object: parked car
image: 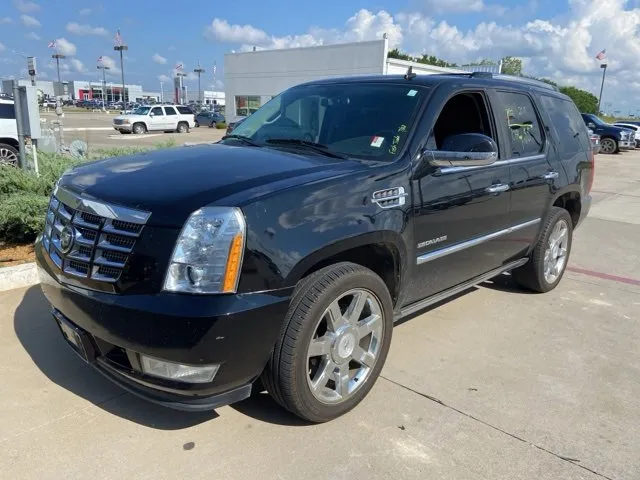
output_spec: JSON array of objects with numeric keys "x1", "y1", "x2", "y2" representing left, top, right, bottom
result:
[
  {"x1": 581, "y1": 113, "x2": 633, "y2": 153},
  {"x1": 195, "y1": 111, "x2": 225, "y2": 128},
  {"x1": 613, "y1": 122, "x2": 640, "y2": 147},
  {"x1": 36, "y1": 72, "x2": 593, "y2": 423},
  {"x1": 0, "y1": 97, "x2": 19, "y2": 166},
  {"x1": 226, "y1": 116, "x2": 246, "y2": 135},
  {"x1": 112, "y1": 104, "x2": 195, "y2": 134},
  {"x1": 588, "y1": 128, "x2": 601, "y2": 154}
]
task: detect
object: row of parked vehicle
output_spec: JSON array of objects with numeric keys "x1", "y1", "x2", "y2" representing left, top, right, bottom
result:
[{"x1": 582, "y1": 113, "x2": 640, "y2": 154}]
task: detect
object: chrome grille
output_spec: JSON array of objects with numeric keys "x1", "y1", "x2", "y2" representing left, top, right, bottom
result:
[
  {"x1": 113, "y1": 119, "x2": 124, "y2": 125},
  {"x1": 41, "y1": 186, "x2": 151, "y2": 283}
]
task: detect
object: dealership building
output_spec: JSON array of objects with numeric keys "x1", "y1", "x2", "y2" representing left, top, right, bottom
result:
[
  {"x1": 1, "y1": 79, "x2": 147, "y2": 103},
  {"x1": 223, "y1": 37, "x2": 502, "y2": 121}
]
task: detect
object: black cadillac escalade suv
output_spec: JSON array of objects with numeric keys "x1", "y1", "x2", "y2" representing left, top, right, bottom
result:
[{"x1": 36, "y1": 72, "x2": 593, "y2": 423}]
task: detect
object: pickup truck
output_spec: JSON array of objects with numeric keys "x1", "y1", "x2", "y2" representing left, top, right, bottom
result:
[{"x1": 581, "y1": 113, "x2": 633, "y2": 154}]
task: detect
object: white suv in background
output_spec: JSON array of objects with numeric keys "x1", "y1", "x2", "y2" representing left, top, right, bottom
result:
[
  {"x1": 613, "y1": 122, "x2": 640, "y2": 148},
  {"x1": 0, "y1": 96, "x2": 19, "y2": 166},
  {"x1": 112, "y1": 105, "x2": 196, "y2": 135}
]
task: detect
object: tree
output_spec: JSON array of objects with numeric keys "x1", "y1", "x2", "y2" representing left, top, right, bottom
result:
[
  {"x1": 467, "y1": 59, "x2": 496, "y2": 66},
  {"x1": 558, "y1": 86, "x2": 599, "y2": 114},
  {"x1": 501, "y1": 56, "x2": 523, "y2": 76},
  {"x1": 387, "y1": 48, "x2": 412, "y2": 61},
  {"x1": 417, "y1": 54, "x2": 457, "y2": 68}
]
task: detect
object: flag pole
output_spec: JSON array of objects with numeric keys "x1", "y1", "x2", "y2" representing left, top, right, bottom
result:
[{"x1": 597, "y1": 63, "x2": 607, "y2": 114}]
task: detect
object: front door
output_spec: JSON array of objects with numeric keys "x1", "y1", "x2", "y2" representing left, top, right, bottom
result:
[
  {"x1": 405, "y1": 87, "x2": 513, "y2": 305},
  {"x1": 148, "y1": 106, "x2": 165, "y2": 131}
]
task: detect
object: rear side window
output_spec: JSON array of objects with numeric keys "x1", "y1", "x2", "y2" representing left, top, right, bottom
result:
[
  {"x1": 0, "y1": 103, "x2": 16, "y2": 119},
  {"x1": 151, "y1": 107, "x2": 163, "y2": 116},
  {"x1": 177, "y1": 106, "x2": 192, "y2": 115},
  {"x1": 540, "y1": 95, "x2": 589, "y2": 154},
  {"x1": 164, "y1": 106, "x2": 177, "y2": 115},
  {"x1": 495, "y1": 91, "x2": 544, "y2": 158}
]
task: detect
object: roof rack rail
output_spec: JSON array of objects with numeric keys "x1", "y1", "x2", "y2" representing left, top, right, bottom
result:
[{"x1": 492, "y1": 74, "x2": 560, "y2": 92}]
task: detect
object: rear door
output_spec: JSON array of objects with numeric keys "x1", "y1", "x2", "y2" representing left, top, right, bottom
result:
[{"x1": 493, "y1": 90, "x2": 556, "y2": 255}]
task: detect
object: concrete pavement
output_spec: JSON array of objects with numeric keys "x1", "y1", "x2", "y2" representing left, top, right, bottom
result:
[{"x1": 1, "y1": 149, "x2": 639, "y2": 479}]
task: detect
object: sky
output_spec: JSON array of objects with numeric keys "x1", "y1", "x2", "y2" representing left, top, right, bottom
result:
[{"x1": 1, "y1": 0, "x2": 640, "y2": 112}]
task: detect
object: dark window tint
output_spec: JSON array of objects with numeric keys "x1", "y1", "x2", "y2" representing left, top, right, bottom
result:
[
  {"x1": 151, "y1": 107, "x2": 163, "y2": 116},
  {"x1": 540, "y1": 95, "x2": 589, "y2": 154},
  {"x1": 164, "y1": 106, "x2": 177, "y2": 115},
  {"x1": 177, "y1": 106, "x2": 192, "y2": 114},
  {"x1": 0, "y1": 103, "x2": 16, "y2": 119},
  {"x1": 496, "y1": 91, "x2": 544, "y2": 157}
]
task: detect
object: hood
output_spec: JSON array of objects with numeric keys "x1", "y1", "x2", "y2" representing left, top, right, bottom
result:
[{"x1": 59, "y1": 144, "x2": 361, "y2": 226}]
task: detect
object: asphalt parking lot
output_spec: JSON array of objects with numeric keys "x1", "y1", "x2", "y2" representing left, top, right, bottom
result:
[
  {"x1": 1, "y1": 148, "x2": 639, "y2": 479},
  {"x1": 40, "y1": 111, "x2": 225, "y2": 150}
]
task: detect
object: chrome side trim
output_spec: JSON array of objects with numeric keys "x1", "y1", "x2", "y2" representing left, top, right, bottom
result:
[
  {"x1": 53, "y1": 185, "x2": 151, "y2": 224},
  {"x1": 396, "y1": 258, "x2": 529, "y2": 321},
  {"x1": 437, "y1": 154, "x2": 546, "y2": 175},
  {"x1": 416, "y1": 218, "x2": 541, "y2": 265}
]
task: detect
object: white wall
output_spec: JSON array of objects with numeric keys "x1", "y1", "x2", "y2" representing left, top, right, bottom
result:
[
  {"x1": 385, "y1": 58, "x2": 465, "y2": 76},
  {"x1": 224, "y1": 39, "x2": 388, "y2": 121}
]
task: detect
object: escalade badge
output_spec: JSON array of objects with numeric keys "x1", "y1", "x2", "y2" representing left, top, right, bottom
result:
[{"x1": 59, "y1": 225, "x2": 75, "y2": 254}]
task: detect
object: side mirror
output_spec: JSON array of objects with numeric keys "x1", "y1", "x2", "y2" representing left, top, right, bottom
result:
[
  {"x1": 423, "y1": 133, "x2": 498, "y2": 168},
  {"x1": 587, "y1": 122, "x2": 595, "y2": 129},
  {"x1": 149, "y1": 113, "x2": 155, "y2": 117}
]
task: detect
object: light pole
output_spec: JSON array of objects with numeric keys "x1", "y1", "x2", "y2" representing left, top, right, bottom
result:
[
  {"x1": 160, "y1": 81, "x2": 164, "y2": 103},
  {"x1": 176, "y1": 72, "x2": 187, "y2": 104},
  {"x1": 194, "y1": 63, "x2": 205, "y2": 105},
  {"x1": 97, "y1": 64, "x2": 110, "y2": 110},
  {"x1": 113, "y1": 30, "x2": 128, "y2": 105},
  {"x1": 597, "y1": 63, "x2": 607, "y2": 114},
  {"x1": 51, "y1": 53, "x2": 65, "y2": 85}
]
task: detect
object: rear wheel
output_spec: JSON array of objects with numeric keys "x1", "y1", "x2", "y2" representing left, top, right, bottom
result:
[
  {"x1": 262, "y1": 262, "x2": 393, "y2": 423},
  {"x1": 512, "y1": 207, "x2": 573, "y2": 293},
  {"x1": 132, "y1": 123, "x2": 146, "y2": 135},
  {"x1": 600, "y1": 137, "x2": 618, "y2": 154},
  {"x1": 177, "y1": 122, "x2": 189, "y2": 133},
  {"x1": 0, "y1": 143, "x2": 19, "y2": 167}
]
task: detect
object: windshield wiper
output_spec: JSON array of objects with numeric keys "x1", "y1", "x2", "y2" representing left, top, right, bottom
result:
[
  {"x1": 266, "y1": 138, "x2": 348, "y2": 159},
  {"x1": 221, "y1": 135, "x2": 262, "y2": 147}
]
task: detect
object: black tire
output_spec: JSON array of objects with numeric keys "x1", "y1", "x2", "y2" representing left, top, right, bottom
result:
[
  {"x1": 512, "y1": 207, "x2": 573, "y2": 293},
  {"x1": 600, "y1": 137, "x2": 618, "y2": 154},
  {"x1": 194, "y1": 121, "x2": 200, "y2": 128},
  {"x1": 209, "y1": 121, "x2": 215, "y2": 128},
  {"x1": 177, "y1": 122, "x2": 189, "y2": 133},
  {"x1": 0, "y1": 143, "x2": 19, "y2": 167},
  {"x1": 132, "y1": 123, "x2": 146, "y2": 135},
  {"x1": 261, "y1": 262, "x2": 393, "y2": 423}
]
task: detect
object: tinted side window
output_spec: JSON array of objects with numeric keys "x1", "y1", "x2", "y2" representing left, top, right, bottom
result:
[
  {"x1": 164, "y1": 106, "x2": 177, "y2": 115},
  {"x1": 0, "y1": 103, "x2": 16, "y2": 119},
  {"x1": 540, "y1": 95, "x2": 588, "y2": 154},
  {"x1": 495, "y1": 91, "x2": 544, "y2": 157},
  {"x1": 176, "y1": 106, "x2": 192, "y2": 115},
  {"x1": 151, "y1": 107, "x2": 163, "y2": 116}
]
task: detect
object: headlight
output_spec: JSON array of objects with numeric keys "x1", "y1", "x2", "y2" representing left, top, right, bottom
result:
[{"x1": 164, "y1": 206, "x2": 246, "y2": 294}]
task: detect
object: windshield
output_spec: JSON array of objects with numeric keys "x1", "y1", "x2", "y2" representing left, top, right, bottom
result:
[
  {"x1": 227, "y1": 83, "x2": 426, "y2": 161},
  {"x1": 132, "y1": 107, "x2": 150, "y2": 115},
  {"x1": 587, "y1": 114, "x2": 606, "y2": 126}
]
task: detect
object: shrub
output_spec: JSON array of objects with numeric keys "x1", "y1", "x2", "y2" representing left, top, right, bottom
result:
[
  {"x1": 215, "y1": 122, "x2": 227, "y2": 129},
  {"x1": 0, "y1": 192, "x2": 50, "y2": 242}
]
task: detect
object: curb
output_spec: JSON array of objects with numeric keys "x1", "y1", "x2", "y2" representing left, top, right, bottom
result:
[{"x1": 0, "y1": 262, "x2": 39, "y2": 293}]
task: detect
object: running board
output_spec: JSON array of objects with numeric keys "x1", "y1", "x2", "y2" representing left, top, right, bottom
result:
[{"x1": 394, "y1": 258, "x2": 528, "y2": 322}]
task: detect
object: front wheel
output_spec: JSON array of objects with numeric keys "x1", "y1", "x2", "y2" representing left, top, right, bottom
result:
[
  {"x1": 132, "y1": 123, "x2": 146, "y2": 135},
  {"x1": 512, "y1": 207, "x2": 573, "y2": 293},
  {"x1": 262, "y1": 262, "x2": 393, "y2": 423},
  {"x1": 600, "y1": 137, "x2": 618, "y2": 154},
  {"x1": 0, "y1": 143, "x2": 19, "y2": 167}
]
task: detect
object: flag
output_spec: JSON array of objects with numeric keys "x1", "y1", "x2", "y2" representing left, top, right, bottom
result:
[
  {"x1": 114, "y1": 29, "x2": 123, "y2": 47},
  {"x1": 48, "y1": 40, "x2": 56, "y2": 49},
  {"x1": 595, "y1": 49, "x2": 606, "y2": 61},
  {"x1": 97, "y1": 55, "x2": 103, "y2": 63},
  {"x1": 175, "y1": 62, "x2": 184, "y2": 70}
]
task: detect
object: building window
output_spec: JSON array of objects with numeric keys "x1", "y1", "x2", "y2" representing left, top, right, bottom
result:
[{"x1": 235, "y1": 95, "x2": 261, "y2": 116}]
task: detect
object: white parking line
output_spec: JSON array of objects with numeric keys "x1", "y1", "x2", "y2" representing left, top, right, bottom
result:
[
  {"x1": 64, "y1": 127, "x2": 114, "y2": 131},
  {"x1": 107, "y1": 133, "x2": 164, "y2": 139}
]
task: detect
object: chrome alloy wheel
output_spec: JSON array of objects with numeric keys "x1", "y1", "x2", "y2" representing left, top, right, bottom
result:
[
  {"x1": 544, "y1": 219, "x2": 569, "y2": 284},
  {"x1": 0, "y1": 147, "x2": 18, "y2": 167},
  {"x1": 600, "y1": 138, "x2": 616, "y2": 154},
  {"x1": 306, "y1": 288, "x2": 384, "y2": 404}
]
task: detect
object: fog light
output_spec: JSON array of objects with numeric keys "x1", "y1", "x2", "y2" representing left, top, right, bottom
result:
[{"x1": 140, "y1": 355, "x2": 220, "y2": 384}]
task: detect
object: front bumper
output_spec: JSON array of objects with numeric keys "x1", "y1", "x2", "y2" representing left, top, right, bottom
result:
[
  {"x1": 113, "y1": 124, "x2": 132, "y2": 132},
  {"x1": 36, "y1": 241, "x2": 292, "y2": 411},
  {"x1": 619, "y1": 139, "x2": 632, "y2": 150}
]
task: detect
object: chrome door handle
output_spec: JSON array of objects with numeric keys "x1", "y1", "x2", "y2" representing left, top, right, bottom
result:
[
  {"x1": 486, "y1": 184, "x2": 510, "y2": 193},
  {"x1": 542, "y1": 171, "x2": 559, "y2": 180}
]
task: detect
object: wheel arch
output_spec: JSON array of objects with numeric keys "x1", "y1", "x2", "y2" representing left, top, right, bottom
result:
[{"x1": 551, "y1": 187, "x2": 581, "y2": 228}]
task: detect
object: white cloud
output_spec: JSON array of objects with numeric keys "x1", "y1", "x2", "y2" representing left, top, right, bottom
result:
[
  {"x1": 66, "y1": 22, "x2": 108, "y2": 36},
  {"x1": 79, "y1": 8, "x2": 92, "y2": 16},
  {"x1": 158, "y1": 74, "x2": 171, "y2": 82},
  {"x1": 54, "y1": 37, "x2": 77, "y2": 56},
  {"x1": 20, "y1": 14, "x2": 40, "y2": 27},
  {"x1": 99, "y1": 55, "x2": 119, "y2": 73},
  {"x1": 70, "y1": 58, "x2": 86, "y2": 73},
  {"x1": 25, "y1": 31, "x2": 40, "y2": 40},
  {"x1": 0, "y1": 42, "x2": 5, "y2": 52},
  {"x1": 0, "y1": 17, "x2": 12, "y2": 24},
  {"x1": 152, "y1": 53, "x2": 167, "y2": 64},
  {"x1": 422, "y1": 0, "x2": 485, "y2": 13},
  {"x1": 204, "y1": 18, "x2": 270, "y2": 44},
  {"x1": 14, "y1": 0, "x2": 39, "y2": 13}
]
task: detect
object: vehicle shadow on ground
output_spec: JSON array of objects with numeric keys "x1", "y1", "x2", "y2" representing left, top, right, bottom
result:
[
  {"x1": 480, "y1": 272, "x2": 533, "y2": 294},
  {"x1": 13, "y1": 286, "x2": 218, "y2": 430}
]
